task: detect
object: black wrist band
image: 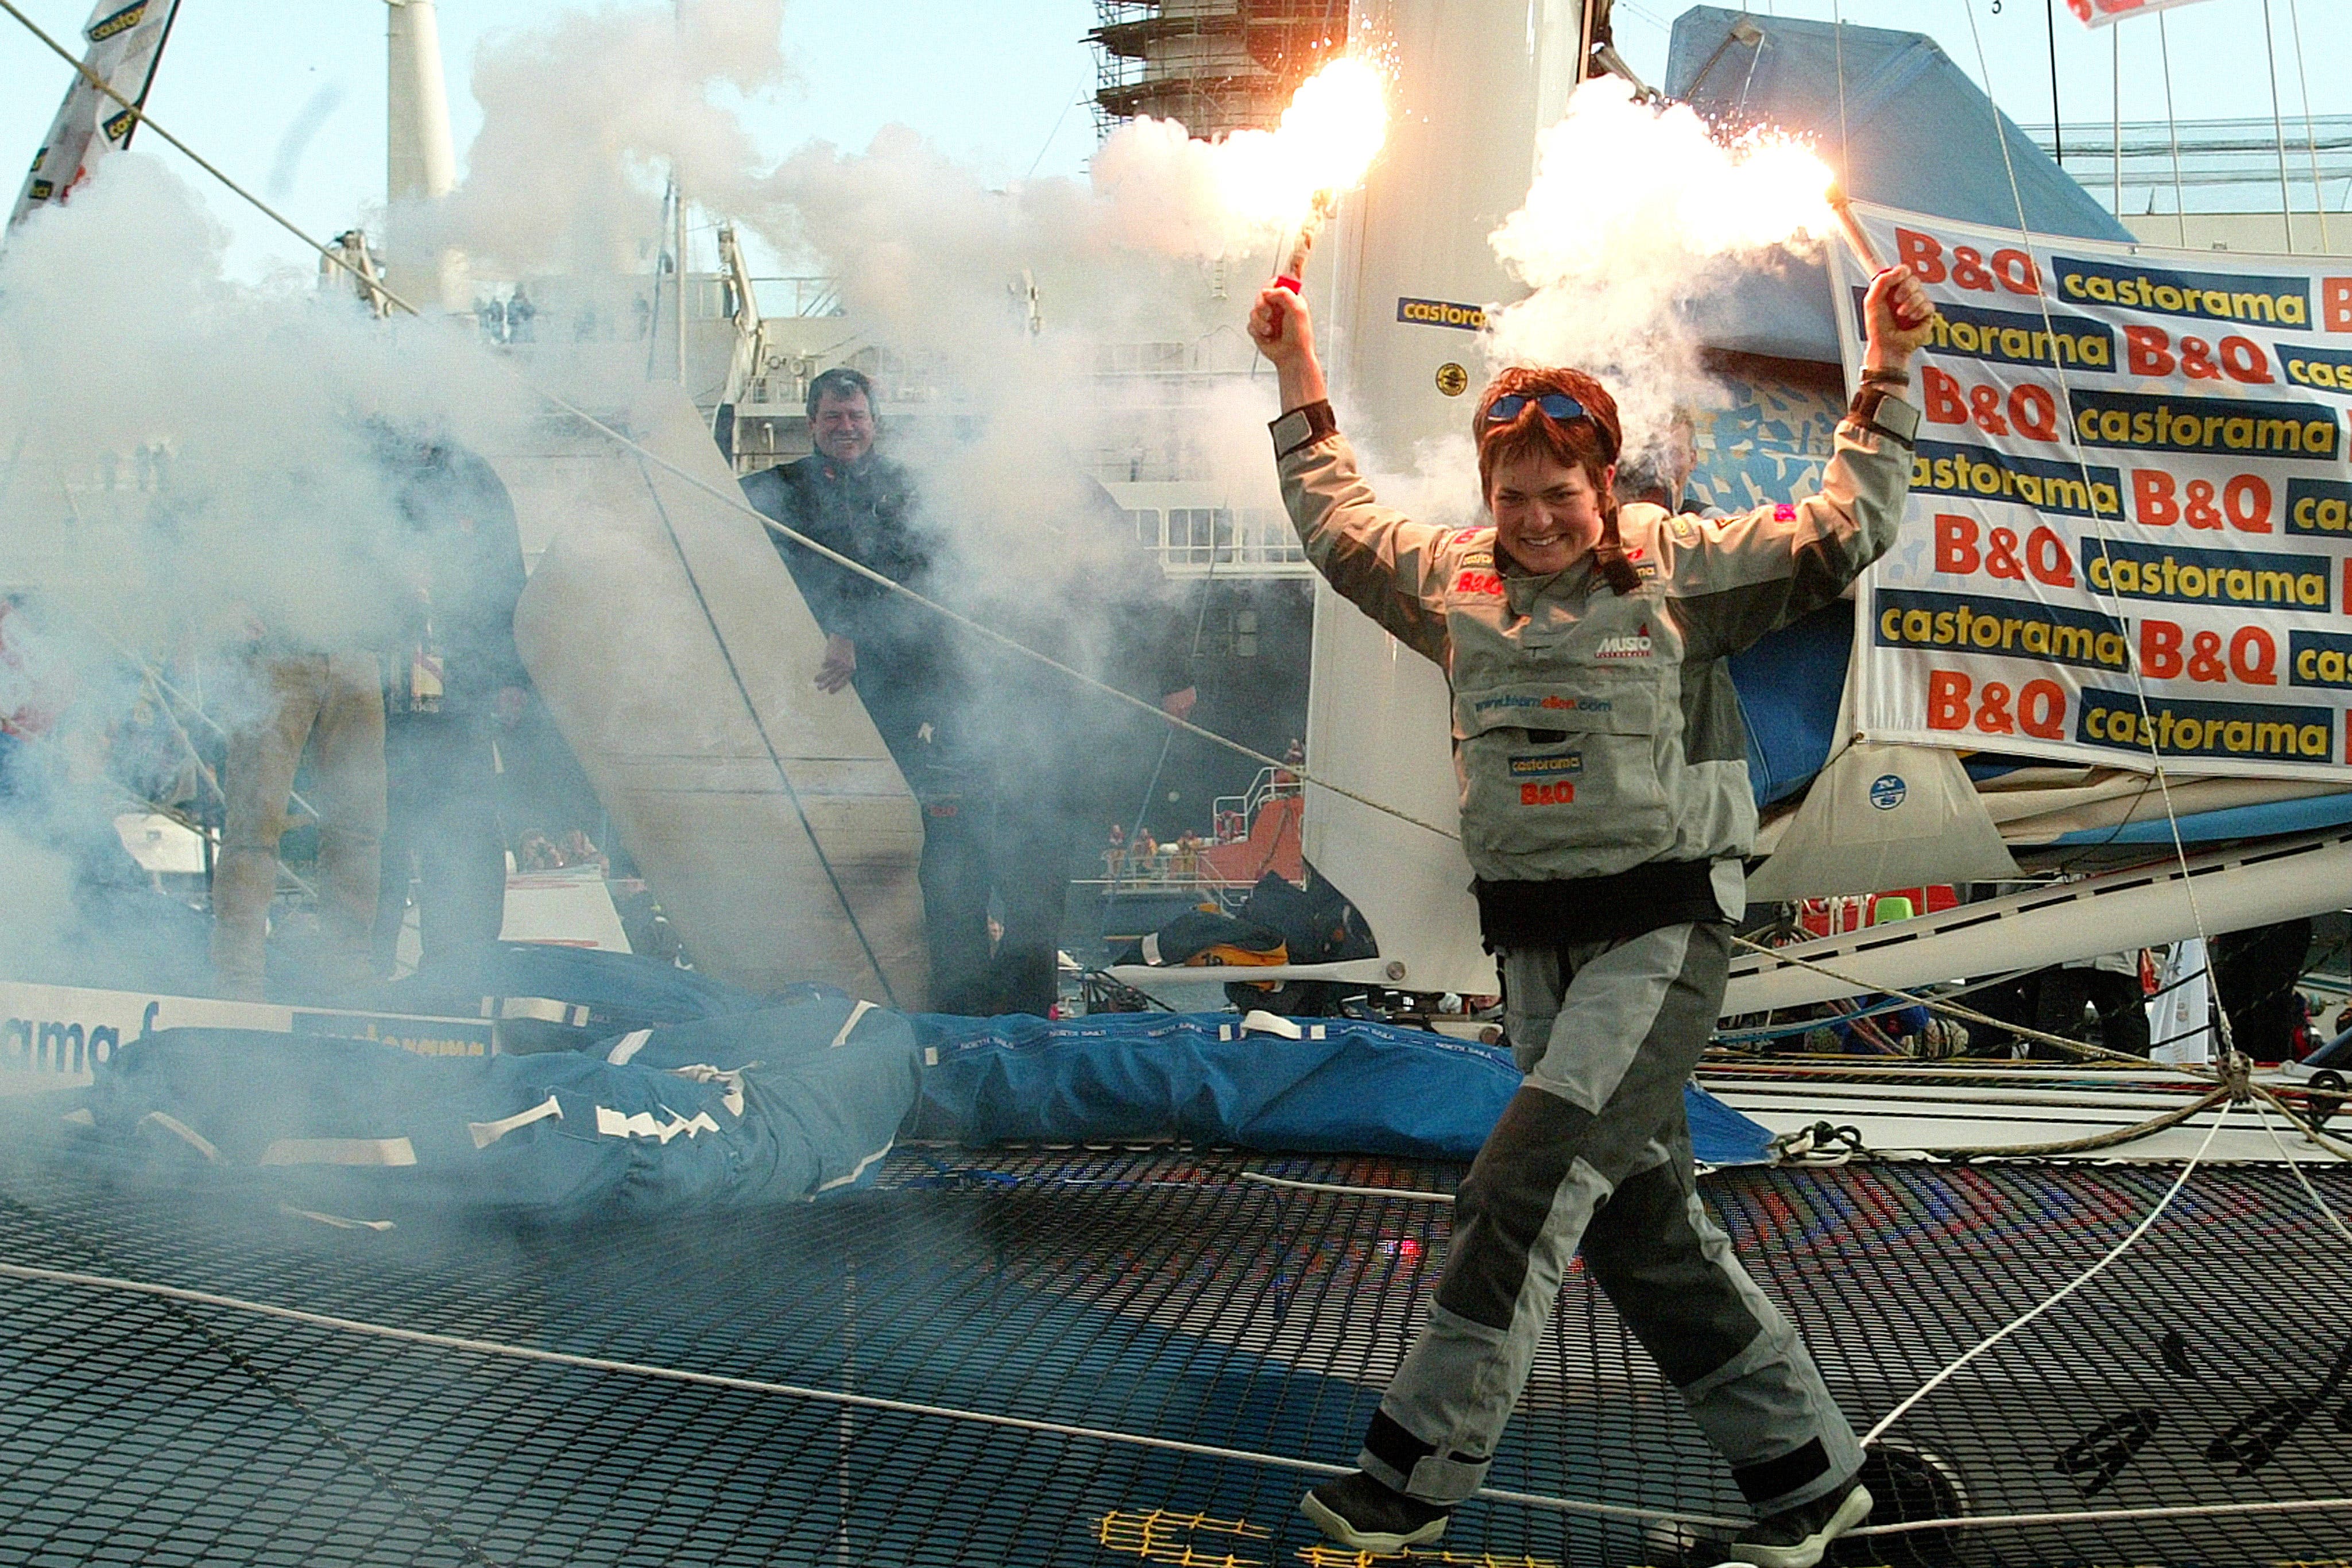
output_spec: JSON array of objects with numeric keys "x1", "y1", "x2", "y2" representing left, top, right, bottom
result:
[
  {"x1": 1859, "y1": 367, "x2": 1911, "y2": 388},
  {"x1": 1269, "y1": 399, "x2": 1339, "y2": 459}
]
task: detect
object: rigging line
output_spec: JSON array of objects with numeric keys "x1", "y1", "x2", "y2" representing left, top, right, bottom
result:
[
  {"x1": 0, "y1": 1258, "x2": 1748, "y2": 1535},
  {"x1": 2255, "y1": 1096, "x2": 2352, "y2": 1230},
  {"x1": 2284, "y1": 0, "x2": 2330, "y2": 252},
  {"x1": 1856, "y1": 1099, "x2": 2234, "y2": 1447},
  {"x1": 2043, "y1": 0, "x2": 2063, "y2": 168},
  {"x1": 0, "y1": 0, "x2": 388, "y2": 307},
  {"x1": 2258, "y1": 0, "x2": 2297, "y2": 253},
  {"x1": 1847, "y1": 1493, "x2": 2352, "y2": 1542},
  {"x1": 95, "y1": 624, "x2": 320, "y2": 823},
  {"x1": 0, "y1": 1210, "x2": 516, "y2": 1568},
  {"x1": 1728, "y1": 934, "x2": 2185, "y2": 1070},
  {"x1": 2252, "y1": 1079, "x2": 2352, "y2": 1163},
  {"x1": 0, "y1": 0, "x2": 1461, "y2": 851},
  {"x1": 1111, "y1": 522, "x2": 1218, "y2": 902},
  {"x1": 1953, "y1": 0, "x2": 2238, "y2": 1064},
  {"x1": 2156, "y1": 11, "x2": 2187, "y2": 246},
  {"x1": 130, "y1": 665, "x2": 225, "y2": 810},
  {"x1": 1241, "y1": 1170, "x2": 1454, "y2": 1203},
  {"x1": 2110, "y1": 24, "x2": 2120, "y2": 218}
]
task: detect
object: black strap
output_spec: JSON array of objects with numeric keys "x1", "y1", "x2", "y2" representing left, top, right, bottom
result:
[
  {"x1": 1473, "y1": 861, "x2": 1726, "y2": 950},
  {"x1": 1268, "y1": 399, "x2": 1340, "y2": 459}
]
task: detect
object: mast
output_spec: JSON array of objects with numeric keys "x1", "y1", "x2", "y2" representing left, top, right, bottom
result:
[
  {"x1": 1302, "y1": 0, "x2": 1587, "y2": 996},
  {"x1": 384, "y1": 0, "x2": 467, "y2": 312}
]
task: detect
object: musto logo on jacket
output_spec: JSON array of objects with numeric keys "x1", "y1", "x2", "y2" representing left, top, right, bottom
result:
[
  {"x1": 1510, "y1": 751, "x2": 1583, "y2": 806},
  {"x1": 1595, "y1": 624, "x2": 1654, "y2": 660}
]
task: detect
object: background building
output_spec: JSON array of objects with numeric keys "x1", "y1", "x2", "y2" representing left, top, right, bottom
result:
[
  {"x1": 2029, "y1": 115, "x2": 2351, "y2": 256},
  {"x1": 1090, "y1": 1, "x2": 1352, "y2": 138}
]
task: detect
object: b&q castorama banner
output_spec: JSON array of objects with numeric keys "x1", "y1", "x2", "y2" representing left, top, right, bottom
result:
[{"x1": 1833, "y1": 199, "x2": 2352, "y2": 780}]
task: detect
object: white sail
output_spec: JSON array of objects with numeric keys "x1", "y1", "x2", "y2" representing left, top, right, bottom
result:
[
  {"x1": 1745, "y1": 740, "x2": 2021, "y2": 900},
  {"x1": 506, "y1": 391, "x2": 929, "y2": 1008},
  {"x1": 1302, "y1": 0, "x2": 1584, "y2": 997},
  {"x1": 9, "y1": 1, "x2": 183, "y2": 230}
]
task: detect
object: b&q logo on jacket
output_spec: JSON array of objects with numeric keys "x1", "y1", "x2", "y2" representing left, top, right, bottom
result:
[
  {"x1": 1454, "y1": 569, "x2": 1503, "y2": 595},
  {"x1": 1510, "y1": 750, "x2": 1580, "y2": 806},
  {"x1": 1596, "y1": 623, "x2": 1654, "y2": 659}
]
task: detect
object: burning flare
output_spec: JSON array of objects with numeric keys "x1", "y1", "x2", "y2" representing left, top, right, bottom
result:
[{"x1": 1210, "y1": 55, "x2": 1389, "y2": 233}]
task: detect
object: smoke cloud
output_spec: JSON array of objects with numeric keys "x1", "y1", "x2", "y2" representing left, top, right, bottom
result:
[
  {"x1": 0, "y1": 0, "x2": 1379, "y2": 1008},
  {"x1": 1485, "y1": 77, "x2": 1835, "y2": 467}
]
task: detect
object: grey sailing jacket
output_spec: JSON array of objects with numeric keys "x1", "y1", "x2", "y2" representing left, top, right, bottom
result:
[{"x1": 1271, "y1": 400, "x2": 1916, "y2": 901}]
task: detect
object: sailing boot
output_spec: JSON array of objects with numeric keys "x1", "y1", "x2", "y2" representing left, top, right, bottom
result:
[
  {"x1": 1704, "y1": 1477, "x2": 1872, "y2": 1568},
  {"x1": 1298, "y1": 1471, "x2": 1452, "y2": 1553}
]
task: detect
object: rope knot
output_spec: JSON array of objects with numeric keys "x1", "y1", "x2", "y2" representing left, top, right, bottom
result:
[{"x1": 2218, "y1": 1051, "x2": 2255, "y2": 1105}]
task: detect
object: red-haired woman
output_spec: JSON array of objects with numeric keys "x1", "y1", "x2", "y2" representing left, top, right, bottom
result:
[{"x1": 1250, "y1": 266, "x2": 1934, "y2": 1568}]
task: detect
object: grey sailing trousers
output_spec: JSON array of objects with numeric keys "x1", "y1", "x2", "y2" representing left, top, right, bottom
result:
[{"x1": 1358, "y1": 922, "x2": 1860, "y2": 1516}]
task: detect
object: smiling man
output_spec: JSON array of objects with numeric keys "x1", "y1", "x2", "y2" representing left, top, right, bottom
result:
[
  {"x1": 741, "y1": 366, "x2": 986, "y2": 1007},
  {"x1": 1248, "y1": 265, "x2": 1933, "y2": 1568}
]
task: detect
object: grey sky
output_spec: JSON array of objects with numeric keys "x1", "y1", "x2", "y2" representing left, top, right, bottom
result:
[{"x1": 0, "y1": 0, "x2": 2339, "y2": 281}]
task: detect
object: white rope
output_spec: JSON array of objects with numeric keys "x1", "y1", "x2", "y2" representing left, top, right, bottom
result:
[
  {"x1": 2255, "y1": 1094, "x2": 2352, "y2": 1242},
  {"x1": 1849, "y1": 1493, "x2": 2352, "y2": 1542},
  {"x1": 0, "y1": 1257, "x2": 1744, "y2": 1532},
  {"x1": 2258, "y1": 0, "x2": 2297, "y2": 252},
  {"x1": 18, "y1": 1238, "x2": 2352, "y2": 1540},
  {"x1": 1858, "y1": 1102, "x2": 2233, "y2": 1447},
  {"x1": 1952, "y1": 0, "x2": 2240, "y2": 1065},
  {"x1": 1241, "y1": 1170, "x2": 1454, "y2": 1204},
  {"x1": 2283, "y1": 0, "x2": 2330, "y2": 251},
  {"x1": 2157, "y1": 12, "x2": 2188, "y2": 246},
  {"x1": 0, "y1": 0, "x2": 1463, "y2": 852}
]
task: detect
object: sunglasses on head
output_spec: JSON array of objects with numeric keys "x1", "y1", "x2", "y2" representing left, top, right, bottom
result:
[
  {"x1": 1486, "y1": 392, "x2": 1588, "y2": 424},
  {"x1": 1486, "y1": 392, "x2": 1618, "y2": 462}
]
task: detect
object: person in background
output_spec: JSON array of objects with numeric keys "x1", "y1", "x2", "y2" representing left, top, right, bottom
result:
[
  {"x1": 1611, "y1": 408, "x2": 1712, "y2": 516},
  {"x1": 741, "y1": 366, "x2": 989, "y2": 1008},
  {"x1": 2033, "y1": 951, "x2": 2151, "y2": 1058},
  {"x1": 369, "y1": 433, "x2": 531, "y2": 977},
  {"x1": 1250, "y1": 261, "x2": 1933, "y2": 1567},
  {"x1": 211, "y1": 594, "x2": 390, "y2": 1002}
]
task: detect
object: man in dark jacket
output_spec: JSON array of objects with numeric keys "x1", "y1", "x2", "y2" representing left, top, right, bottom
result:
[
  {"x1": 370, "y1": 435, "x2": 530, "y2": 975},
  {"x1": 741, "y1": 367, "x2": 990, "y2": 1009}
]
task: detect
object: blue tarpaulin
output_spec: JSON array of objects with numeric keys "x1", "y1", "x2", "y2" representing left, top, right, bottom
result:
[
  {"x1": 912, "y1": 1011, "x2": 1776, "y2": 1167},
  {"x1": 86, "y1": 990, "x2": 919, "y2": 1221},
  {"x1": 80, "y1": 945, "x2": 1777, "y2": 1226}
]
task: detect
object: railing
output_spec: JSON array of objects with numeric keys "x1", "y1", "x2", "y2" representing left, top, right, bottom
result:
[
  {"x1": 748, "y1": 276, "x2": 844, "y2": 318},
  {"x1": 1210, "y1": 764, "x2": 1299, "y2": 844},
  {"x1": 1117, "y1": 506, "x2": 1309, "y2": 576}
]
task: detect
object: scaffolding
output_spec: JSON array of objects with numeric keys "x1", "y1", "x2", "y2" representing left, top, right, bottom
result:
[{"x1": 1090, "y1": 0, "x2": 1352, "y2": 140}]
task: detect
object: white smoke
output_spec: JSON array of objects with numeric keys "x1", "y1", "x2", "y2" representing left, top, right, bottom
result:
[
  {"x1": 434, "y1": 0, "x2": 792, "y2": 274},
  {"x1": 1, "y1": 156, "x2": 531, "y2": 659},
  {"x1": 428, "y1": 0, "x2": 1321, "y2": 646},
  {"x1": 1486, "y1": 77, "x2": 1836, "y2": 468}
]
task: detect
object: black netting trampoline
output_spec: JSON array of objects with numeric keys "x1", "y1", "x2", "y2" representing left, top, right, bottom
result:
[{"x1": 2, "y1": 1098, "x2": 2349, "y2": 1567}]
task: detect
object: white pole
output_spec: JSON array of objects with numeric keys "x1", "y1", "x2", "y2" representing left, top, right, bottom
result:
[
  {"x1": 676, "y1": 176, "x2": 689, "y2": 384},
  {"x1": 385, "y1": 0, "x2": 466, "y2": 311}
]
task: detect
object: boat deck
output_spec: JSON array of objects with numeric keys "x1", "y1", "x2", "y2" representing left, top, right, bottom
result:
[{"x1": 1, "y1": 1099, "x2": 2349, "y2": 1566}]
